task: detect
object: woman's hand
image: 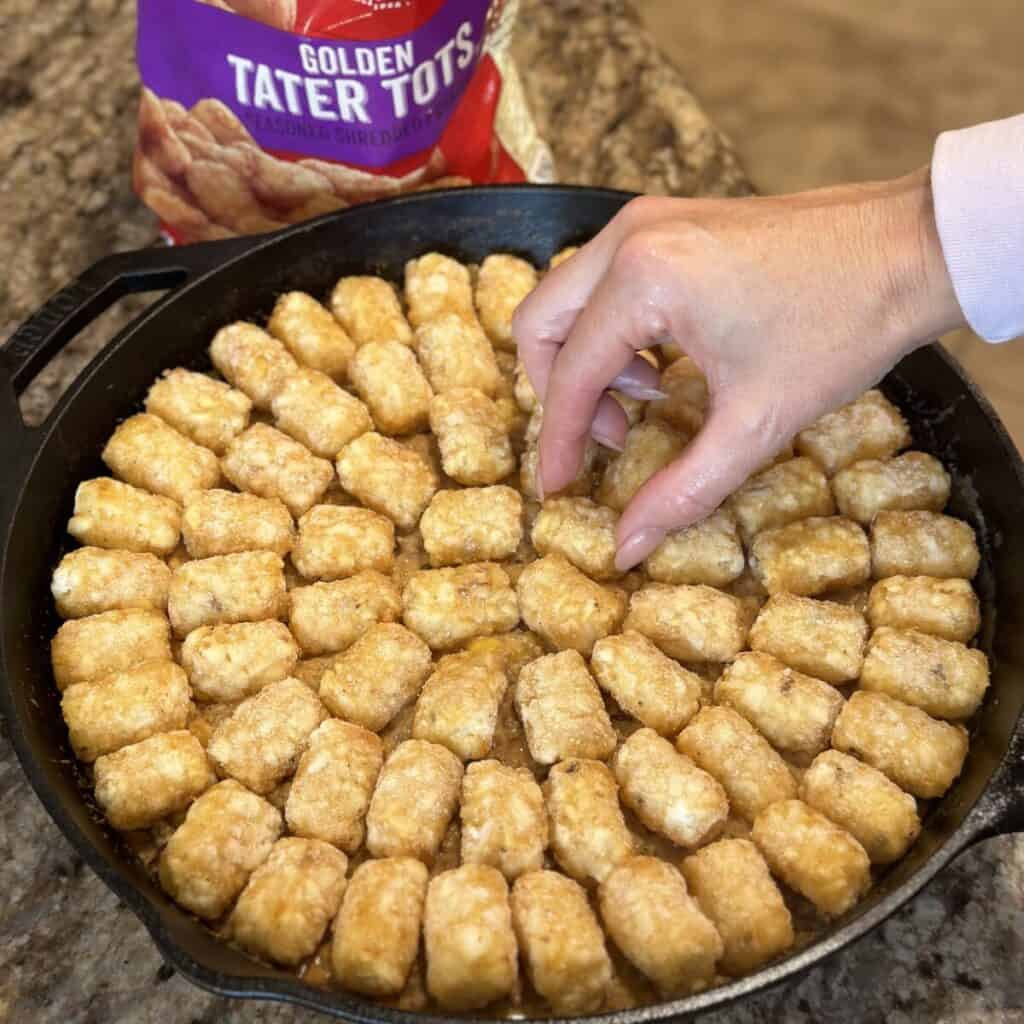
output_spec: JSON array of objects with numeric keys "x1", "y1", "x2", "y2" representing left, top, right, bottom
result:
[{"x1": 513, "y1": 167, "x2": 964, "y2": 570}]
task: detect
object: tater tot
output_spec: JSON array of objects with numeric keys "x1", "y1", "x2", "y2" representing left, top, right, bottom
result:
[
  {"x1": 68, "y1": 478, "x2": 181, "y2": 556},
  {"x1": 221, "y1": 423, "x2": 334, "y2": 518},
  {"x1": 229, "y1": 837, "x2": 347, "y2": 966},
  {"x1": 319, "y1": 623, "x2": 431, "y2": 729},
  {"x1": 349, "y1": 340, "x2": 433, "y2": 436},
  {"x1": 752, "y1": 799, "x2": 871, "y2": 917},
  {"x1": 402, "y1": 562, "x2": 519, "y2": 650},
  {"x1": 208, "y1": 677, "x2": 327, "y2": 794},
  {"x1": 866, "y1": 575, "x2": 980, "y2": 642},
  {"x1": 464, "y1": 630, "x2": 545, "y2": 682},
  {"x1": 413, "y1": 655, "x2": 508, "y2": 760},
  {"x1": 624, "y1": 583, "x2": 747, "y2": 662},
  {"x1": 832, "y1": 691, "x2": 968, "y2": 798},
  {"x1": 859, "y1": 626, "x2": 989, "y2": 719},
  {"x1": 405, "y1": 252, "x2": 475, "y2": 327},
  {"x1": 61, "y1": 659, "x2": 191, "y2": 762},
  {"x1": 424, "y1": 864, "x2": 518, "y2": 1010},
  {"x1": 420, "y1": 486, "x2": 522, "y2": 566},
  {"x1": 832, "y1": 452, "x2": 951, "y2": 524},
  {"x1": 729, "y1": 457, "x2": 835, "y2": 543},
  {"x1": 292, "y1": 505, "x2": 394, "y2": 580},
  {"x1": 51, "y1": 608, "x2": 172, "y2": 689},
  {"x1": 475, "y1": 253, "x2": 538, "y2": 350},
  {"x1": 330, "y1": 275, "x2": 413, "y2": 347},
  {"x1": 336, "y1": 432, "x2": 438, "y2": 531},
  {"x1": 51, "y1": 547, "x2": 171, "y2": 619},
  {"x1": 613, "y1": 728, "x2": 729, "y2": 849},
  {"x1": 94, "y1": 730, "x2": 214, "y2": 831},
  {"x1": 870, "y1": 510, "x2": 980, "y2": 579},
  {"x1": 590, "y1": 630, "x2": 702, "y2": 735},
  {"x1": 599, "y1": 857, "x2": 722, "y2": 995},
  {"x1": 643, "y1": 510, "x2": 745, "y2": 587},
  {"x1": 682, "y1": 839, "x2": 793, "y2": 974},
  {"x1": 270, "y1": 367, "x2": 373, "y2": 458},
  {"x1": 716, "y1": 652, "x2": 844, "y2": 763},
  {"x1": 548, "y1": 246, "x2": 579, "y2": 269},
  {"x1": 145, "y1": 368, "x2": 251, "y2": 454},
  {"x1": 596, "y1": 420, "x2": 687, "y2": 512},
  {"x1": 520, "y1": 436, "x2": 599, "y2": 500},
  {"x1": 795, "y1": 389, "x2": 911, "y2": 475},
  {"x1": 429, "y1": 388, "x2": 516, "y2": 485},
  {"x1": 511, "y1": 870, "x2": 612, "y2": 1013},
  {"x1": 517, "y1": 554, "x2": 625, "y2": 656},
  {"x1": 676, "y1": 706, "x2": 797, "y2": 822},
  {"x1": 285, "y1": 719, "x2": 383, "y2": 851},
  {"x1": 180, "y1": 620, "x2": 299, "y2": 702},
  {"x1": 181, "y1": 489, "x2": 294, "y2": 559},
  {"x1": 168, "y1": 551, "x2": 286, "y2": 636},
  {"x1": 209, "y1": 321, "x2": 298, "y2": 410},
  {"x1": 646, "y1": 356, "x2": 708, "y2": 435},
  {"x1": 749, "y1": 593, "x2": 868, "y2": 684},
  {"x1": 801, "y1": 750, "x2": 921, "y2": 864},
  {"x1": 102, "y1": 413, "x2": 221, "y2": 504},
  {"x1": 750, "y1": 516, "x2": 870, "y2": 596},
  {"x1": 516, "y1": 651, "x2": 616, "y2": 764},
  {"x1": 414, "y1": 313, "x2": 502, "y2": 395},
  {"x1": 267, "y1": 291, "x2": 356, "y2": 381},
  {"x1": 289, "y1": 572, "x2": 402, "y2": 655},
  {"x1": 545, "y1": 758, "x2": 633, "y2": 884},
  {"x1": 365, "y1": 739, "x2": 464, "y2": 863},
  {"x1": 531, "y1": 497, "x2": 620, "y2": 580},
  {"x1": 159, "y1": 779, "x2": 282, "y2": 919},
  {"x1": 461, "y1": 760, "x2": 547, "y2": 878},
  {"x1": 332, "y1": 857, "x2": 429, "y2": 996},
  {"x1": 513, "y1": 361, "x2": 537, "y2": 413}
]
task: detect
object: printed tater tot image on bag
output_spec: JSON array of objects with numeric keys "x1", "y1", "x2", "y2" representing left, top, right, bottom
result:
[{"x1": 133, "y1": 0, "x2": 554, "y2": 241}]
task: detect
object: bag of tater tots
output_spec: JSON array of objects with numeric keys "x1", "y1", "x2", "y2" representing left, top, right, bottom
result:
[{"x1": 133, "y1": 0, "x2": 554, "y2": 242}]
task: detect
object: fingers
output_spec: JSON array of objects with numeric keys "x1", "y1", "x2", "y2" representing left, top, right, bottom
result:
[{"x1": 610, "y1": 355, "x2": 666, "y2": 401}]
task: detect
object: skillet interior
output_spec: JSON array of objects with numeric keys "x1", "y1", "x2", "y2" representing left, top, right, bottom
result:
[{"x1": 2, "y1": 186, "x2": 1024, "y2": 1021}]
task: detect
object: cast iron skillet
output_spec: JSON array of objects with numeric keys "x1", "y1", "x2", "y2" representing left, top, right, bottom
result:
[{"x1": 2, "y1": 185, "x2": 1023, "y2": 1021}]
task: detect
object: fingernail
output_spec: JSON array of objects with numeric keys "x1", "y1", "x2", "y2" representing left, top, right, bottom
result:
[
  {"x1": 614, "y1": 384, "x2": 669, "y2": 402},
  {"x1": 615, "y1": 527, "x2": 667, "y2": 572},
  {"x1": 592, "y1": 430, "x2": 625, "y2": 452}
]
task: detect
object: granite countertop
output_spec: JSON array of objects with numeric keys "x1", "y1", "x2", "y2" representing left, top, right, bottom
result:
[{"x1": 0, "y1": 1, "x2": 1021, "y2": 1022}]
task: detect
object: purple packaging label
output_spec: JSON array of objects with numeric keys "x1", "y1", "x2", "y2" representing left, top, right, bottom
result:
[{"x1": 137, "y1": 0, "x2": 491, "y2": 169}]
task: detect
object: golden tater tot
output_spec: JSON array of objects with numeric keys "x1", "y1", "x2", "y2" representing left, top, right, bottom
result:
[
  {"x1": 289, "y1": 572, "x2": 402, "y2": 655},
  {"x1": 646, "y1": 356, "x2": 707, "y2": 435},
  {"x1": 267, "y1": 291, "x2": 355, "y2": 381},
  {"x1": 181, "y1": 489, "x2": 294, "y2": 559},
  {"x1": 866, "y1": 575, "x2": 980, "y2": 642},
  {"x1": 475, "y1": 253, "x2": 538, "y2": 350},
  {"x1": 643, "y1": 510, "x2": 745, "y2": 588},
  {"x1": 405, "y1": 252, "x2": 475, "y2": 327},
  {"x1": 209, "y1": 321, "x2": 298, "y2": 410},
  {"x1": 51, "y1": 547, "x2": 171, "y2": 619},
  {"x1": 832, "y1": 452, "x2": 950, "y2": 525},
  {"x1": 750, "y1": 516, "x2": 870, "y2": 596},
  {"x1": 271, "y1": 367, "x2": 372, "y2": 457},
  {"x1": 520, "y1": 435, "x2": 599, "y2": 500},
  {"x1": 729, "y1": 457, "x2": 834, "y2": 543},
  {"x1": 430, "y1": 388, "x2": 515, "y2": 485},
  {"x1": 292, "y1": 505, "x2": 394, "y2": 580},
  {"x1": 330, "y1": 275, "x2": 413, "y2": 347},
  {"x1": 420, "y1": 486, "x2": 522, "y2": 566},
  {"x1": 870, "y1": 510, "x2": 980, "y2": 579},
  {"x1": 548, "y1": 246, "x2": 579, "y2": 269},
  {"x1": 145, "y1": 368, "x2": 251, "y2": 454},
  {"x1": 68, "y1": 478, "x2": 181, "y2": 556},
  {"x1": 414, "y1": 313, "x2": 502, "y2": 395},
  {"x1": 349, "y1": 340, "x2": 433, "y2": 436},
  {"x1": 531, "y1": 497, "x2": 620, "y2": 580},
  {"x1": 596, "y1": 420, "x2": 687, "y2": 512}
]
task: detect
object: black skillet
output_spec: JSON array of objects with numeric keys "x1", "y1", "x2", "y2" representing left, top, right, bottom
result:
[{"x1": 1, "y1": 185, "x2": 1023, "y2": 1021}]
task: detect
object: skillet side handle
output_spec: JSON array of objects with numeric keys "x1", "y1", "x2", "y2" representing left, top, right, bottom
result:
[{"x1": 961, "y1": 729, "x2": 1024, "y2": 843}]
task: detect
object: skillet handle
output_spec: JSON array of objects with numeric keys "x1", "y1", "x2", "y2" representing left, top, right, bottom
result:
[{"x1": 961, "y1": 728, "x2": 1024, "y2": 842}]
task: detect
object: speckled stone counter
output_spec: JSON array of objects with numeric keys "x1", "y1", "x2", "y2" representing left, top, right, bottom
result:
[{"x1": 1, "y1": 1, "x2": 1022, "y2": 1022}]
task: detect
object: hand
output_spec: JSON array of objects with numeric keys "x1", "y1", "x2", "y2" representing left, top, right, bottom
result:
[{"x1": 513, "y1": 167, "x2": 965, "y2": 570}]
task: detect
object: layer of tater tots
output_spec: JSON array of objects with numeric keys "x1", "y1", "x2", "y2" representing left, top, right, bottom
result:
[
  {"x1": 267, "y1": 291, "x2": 355, "y2": 381},
  {"x1": 221, "y1": 423, "x2": 334, "y2": 518},
  {"x1": 517, "y1": 554, "x2": 625, "y2": 655},
  {"x1": 51, "y1": 546, "x2": 171, "y2": 619},
  {"x1": 159, "y1": 779, "x2": 282, "y2": 919},
  {"x1": 61, "y1": 659, "x2": 191, "y2": 762},
  {"x1": 145, "y1": 368, "x2": 251, "y2": 454},
  {"x1": 596, "y1": 420, "x2": 686, "y2": 512},
  {"x1": 102, "y1": 413, "x2": 221, "y2": 504},
  {"x1": 181, "y1": 489, "x2": 295, "y2": 558},
  {"x1": 624, "y1": 583, "x2": 747, "y2": 662},
  {"x1": 598, "y1": 857, "x2": 723, "y2": 995},
  {"x1": 750, "y1": 516, "x2": 870, "y2": 596},
  {"x1": 531, "y1": 497, "x2": 620, "y2": 580},
  {"x1": 424, "y1": 864, "x2": 519, "y2": 1011},
  {"x1": 729, "y1": 456, "x2": 834, "y2": 543},
  {"x1": 430, "y1": 388, "x2": 515, "y2": 485},
  {"x1": 285, "y1": 718, "x2": 383, "y2": 851},
  {"x1": 590, "y1": 630, "x2": 702, "y2": 736},
  {"x1": 336, "y1": 431, "x2": 438, "y2": 531},
  {"x1": 168, "y1": 550, "x2": 286, "y2": 637},
  {"x1": 366, "y1": 739, "x2": 464, "y2": 863},
  {"x1": 676, "y1": 706, "x2": 797, "y2": 822},
  {"x1": 681, "y1": 839, "x2": 794, "y2": 974},
  {"x1": 350, "y1": 340, "x2": 433, "y2": 436},
  {"x1": 831, "y1": 691, "x2": 968, "y2": 798},
  {"x1": 870, "y1": 510, "x2": 980, "y2": 579},
  {"x1": 643, "y1": 510, "x2": 745, "y2": 587},
  {"x1": 515, "y1": 651, "x2": 616, "y2": 765},
  {"x1": 209, "y1": 321, "x2": 298, "y2": 410},
  {"x1": 319, "y1": 622, "x2": 431, "y2": 729},
  {"x1": 330, "y1": 275, "x2": 413, "y2": 347},
  {"x1": 289, "y1": 571, "x2": 401, "y2": 655},
  {"x1": 405, "y1": 252, "x2": 476, "y2": 327},
  {"x1": 93, "y1": 729, "x2": 213, "y2": 831},
  {"x1": 229, "y1": 836, "x2": 348, "y2": 966},
  {"x1": 271, "y1": 367, "x2": 373, "y2": 457},
  {"x1": 511, "y1": 870, "x2": 612, "y2": 1014},
  {"x1": 68, "y1": 478, "x2": 181, "y2": 556},
  {"x1": 292, "y1": 504, "x2": 394, "y2": 580},
  {"x1": 415, "y1": 313, "x2": 502, "y2": 395},
  {"x1": 646, "y1": 356, "x2": 708, "y2": 435},
  {"x1": 475, "y1": 254, "x2": 538, "y2": 350},
  {"x1": 420, "y1": 486, "x2": 522, "y2": 566},
  {"x1": 332, "y1": 857, "x2": 429, "y2": 996},
  {"x1": 832, "y1": 451, "x2": 950, "y2": 524},
  {"x1": 866, "y1": 575, "x2": 980, "y2": 642}
]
